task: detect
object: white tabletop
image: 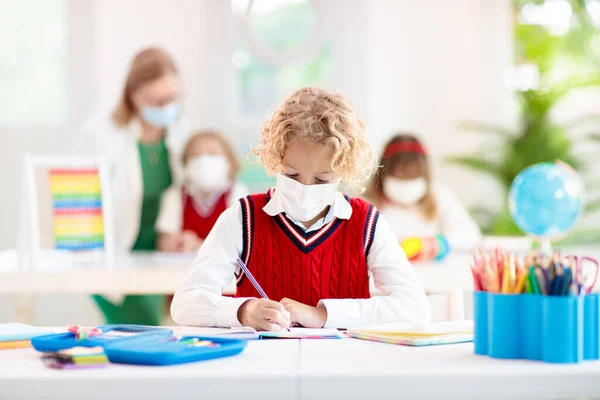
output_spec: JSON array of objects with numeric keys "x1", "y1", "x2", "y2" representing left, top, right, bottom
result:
[
  {"x1": 1, "y1": 246, "x2": 598, "y2": 295},
  {"x1": 1, "y1": 334, "x2": 600, "y2": 400},
  {"x1": 0, "y1": 339, "x2": 299, "y2": 400},
  {"x1": 0, "y1": 249, "x2": 475, "y2": 295}
]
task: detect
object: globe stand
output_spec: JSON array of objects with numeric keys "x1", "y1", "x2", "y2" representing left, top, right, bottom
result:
[{"x1": 539, "y1": 238, "x2": 552, "y2": 255}]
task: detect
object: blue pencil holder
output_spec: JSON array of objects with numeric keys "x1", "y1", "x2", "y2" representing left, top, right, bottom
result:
[
  {"x1": 473, "y1": 292, "x2": 600, "y2": 363},
  {"x1": 584, "y1": 294, "x2": 599, "y2": 360}
]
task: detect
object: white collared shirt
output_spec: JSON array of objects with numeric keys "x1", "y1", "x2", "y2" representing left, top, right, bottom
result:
[{"x1": 171, "y1": 190, "x2": 431, "y2": 329}]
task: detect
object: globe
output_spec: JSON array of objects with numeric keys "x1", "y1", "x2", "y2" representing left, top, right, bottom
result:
[{"x1": 509, "y1": 163, "x2": 583, "y2": 237}]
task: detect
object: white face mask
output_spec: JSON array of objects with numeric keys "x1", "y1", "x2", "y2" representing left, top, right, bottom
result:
[
  {"x1": 275, "y1": 173, "x2": 338, "y2": 222},
  {"x1": 383, "y1": 177, "x2": 428, "y2": 206},
  {"x1": 184, "y1": 155, "x2": 230, "y2": 194}
]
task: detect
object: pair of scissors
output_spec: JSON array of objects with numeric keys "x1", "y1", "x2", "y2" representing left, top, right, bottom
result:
[{"x1": 565, "y1": 255, "x2": 599, "y2": 295}]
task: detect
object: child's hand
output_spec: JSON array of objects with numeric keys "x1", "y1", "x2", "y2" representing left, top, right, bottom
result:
[
  {"x1": 178, "y1": 230, "x2": 203, "y2": 252},
  {"x1": 237, "y1": 299, "x2": 291, "y2": 332},
  {"x1": 156, "y1": 233, "x2": 181, "y2": 252},
  {"x1": 280, "y1": 298, "x2": 327, "y2": 328}
]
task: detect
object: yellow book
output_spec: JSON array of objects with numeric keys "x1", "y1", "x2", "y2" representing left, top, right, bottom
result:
[{"x1": 347, "y1": 321, "x2": 474, "y2": 346}]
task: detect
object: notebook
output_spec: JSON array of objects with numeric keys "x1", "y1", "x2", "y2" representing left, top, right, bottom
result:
[
  {"x1": 259, "y1": 327, "x2": 342, "y2": 339},
  {"x1": 178, "y1": 326, "x2": 342, "y2": 340},
  {"x1": 346, "y1": 320, "x2": 474, "y2": 346},
  {"x1": 0, "y1": 323, "x2": 52, "y2": 342},
  {"x1": 177, "y1": 327, "x2": 259, "y2": 340}
]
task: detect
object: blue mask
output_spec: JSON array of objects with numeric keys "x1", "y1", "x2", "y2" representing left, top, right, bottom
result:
[{"x1": 140, "y1": 102, "x2": 180, "y2": 128}]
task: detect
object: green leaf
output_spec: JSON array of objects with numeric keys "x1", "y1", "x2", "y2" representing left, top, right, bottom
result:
[
  {"x1": 457, "y1": 121, "x2": 515, "y2": 140},
  {"x1": 550, "y1": 74, "x2": 600, "y2": 103},
  {"x1": 444, "y1": 156, "x2": 505, "y2": 181}
]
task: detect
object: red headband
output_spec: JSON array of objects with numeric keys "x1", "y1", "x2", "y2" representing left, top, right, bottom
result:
[{"x1": 383, "y1": 142, "x2": 427, "y2": 158}]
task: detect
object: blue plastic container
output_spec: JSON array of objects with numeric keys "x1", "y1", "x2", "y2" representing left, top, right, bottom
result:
[
  {"x1": 521, "y1": 295, "x2": 542, "y2": 360},
  {"x1": 31, "y1": 325, "x2": 172, "y2": 353},
  {"x1": 103, "y1": 336, "x2": 247, "y2": 365},
  {"x1": 584, "y1": 294, "x2": 599, "y2": 360},
  {"x1": 488, "y1": 294, "x2": 521, "y2": 359},
  {"x1": 541, "y1": 296, "x2": 583, "y2": 363},
  {"x1": 472, "y1": 292, "x2": 599, "y2": 363}
]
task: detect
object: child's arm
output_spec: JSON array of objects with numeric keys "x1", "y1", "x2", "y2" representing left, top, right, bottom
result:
[
  {"x1": 170, "y1": 203, "x2": 289, "y2": 330},
  {"x1": 318, "y1": 215, "x2": 432, "y2": 328},
  {"x1": 170, "y1": 205, "x2": 249, "y2": 327}
]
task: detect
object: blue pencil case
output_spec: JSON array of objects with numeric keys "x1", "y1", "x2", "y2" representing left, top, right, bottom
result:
[
  {"x1": 474, "y1": 292, "x2": 600, "y2": 363},
  {"x1": 31, "y1": 325, "x2": 172, "y2": 353},
  {"x1": 103, "y1": 336, "x2": 247, "y2": 365}
]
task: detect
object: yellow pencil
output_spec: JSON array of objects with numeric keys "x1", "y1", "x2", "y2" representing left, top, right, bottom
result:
[
  {"x1": 501, "y1": 264, "x2": 510, "y2": 293},
  {"x1": 515, "y1": 267, "x2": 529, "y2": 294}
]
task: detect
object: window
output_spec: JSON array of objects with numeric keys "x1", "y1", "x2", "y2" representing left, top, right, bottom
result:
[
  {"x1": 231, "y1": 0, "x2": 333, "y2": 114},
  {"x1": 0, "y1": 0, "x2": 68, "y2": 126}
]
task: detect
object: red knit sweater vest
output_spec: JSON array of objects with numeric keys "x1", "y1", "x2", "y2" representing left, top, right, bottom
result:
[
  {"x1": 236, "y1": 189, "x2": 379, "y2": 306},
  {"x1": 182, "y1": 189, "x2": 230, "y2": 240}
]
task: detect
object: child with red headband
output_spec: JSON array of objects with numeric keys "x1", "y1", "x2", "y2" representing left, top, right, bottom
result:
[{"x1": 365, "y1": 134, "x2": 481, "y2": 262}]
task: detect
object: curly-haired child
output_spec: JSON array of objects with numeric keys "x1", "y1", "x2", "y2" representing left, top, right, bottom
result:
[{"x1": 171, "y1": 87, "x2": 430, "y2": 331}]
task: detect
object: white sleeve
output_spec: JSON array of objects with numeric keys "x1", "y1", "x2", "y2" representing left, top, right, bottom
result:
[
  {"x1": 436, "y1": 185, "x2": 482, "y2": 251},
  {"x1": 74, "y1": 113, "x2": 102, "y2": 156},
  {"x1": 170, "y1": 202, "x2": 254, "y2": 327},
  {"x1": 155, "y1": 186, "x2": 184, "y2": 234},
  {"x1": 319, "y1": 214, "x2": 431, "y2": 328}
]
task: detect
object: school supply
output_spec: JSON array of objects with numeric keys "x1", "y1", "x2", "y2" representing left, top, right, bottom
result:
[
  {"x1": 41, "y1": 346, "x2": 109, "y2": 370},
  {"x1": 236, "y1": 257, "x2": 268, "y2": 298},
  {"x1": 177, "y1": 326, "x2": 260, "y2": 340},
  {"x1": 259, "y1": 327, "x2": 343, "y2": 339},
  {"x1": 31, "y1": 324, "x2": 172, "y2": 353},
  {"x1": 401, "y1": 234, "x2": 450, "y2": 262},
  {"x1": 472, "y1": 247, "x2": 600, "y2": 364},
  {"x1": 0, "y1": 323, "x2": 52, "y2": 342},
  {"x1": 470, "y1": 248, "x2": 598, "y2": 296},
  {"x1": 0, "y1": 340, "x2": 33, "y2": 350},
  {"x1": 102, "y1": 336, "x2": 247, "y2": 366},
  {"x1": 67, "y1": 325, "x2": 103, "y2": 340},
  {"x1": 346, "y1": 320, "x2": 473, "y2": 346}
]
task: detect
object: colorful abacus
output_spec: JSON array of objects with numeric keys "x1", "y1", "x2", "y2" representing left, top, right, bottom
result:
[{"x1": 49, "y1": 169, "x2": 105, "y2": 251}]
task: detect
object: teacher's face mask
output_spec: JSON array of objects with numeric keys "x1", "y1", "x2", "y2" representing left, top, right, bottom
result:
[{"x1": 140, "y1": 102, "x2": 180, "y2": 128}]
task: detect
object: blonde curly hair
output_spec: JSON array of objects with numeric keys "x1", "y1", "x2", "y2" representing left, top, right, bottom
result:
[{"x1": 254, "y1": 87, "x2": 374, "y2": 192}]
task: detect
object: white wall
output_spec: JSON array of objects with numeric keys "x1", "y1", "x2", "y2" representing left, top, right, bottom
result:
[
  {"x1": 365, "y1": 0, "x2": 516, "y2": 212},
  {"x1": 93, "y1": 0, "x2": 209, "y2": 128}
]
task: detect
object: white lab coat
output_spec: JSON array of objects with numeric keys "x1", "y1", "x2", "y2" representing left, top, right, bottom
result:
[
  {"x1": 378, "y1": 183, "x2": 482, "y2": 251},
  {"x1": 74, "y1": 109, "x2": 191, "y2": 252}
]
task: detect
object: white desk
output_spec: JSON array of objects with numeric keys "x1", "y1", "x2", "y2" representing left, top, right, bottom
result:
[
  {"x1": 0, "y1": 249, "x2": 476, "y2": 295},
  {"x1": 1, "y1": 335, "x2": 600, "y2": 400},
  {"x1": 298, "y1": 338, "x2": 600, "y2": 400}
]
